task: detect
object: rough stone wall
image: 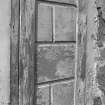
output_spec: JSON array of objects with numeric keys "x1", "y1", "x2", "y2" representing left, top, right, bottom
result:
[
  {"x1": 0, "y1": 0, "x2": 11, "y2": 105},
  {"x1": 85, "y1": 0, "x2": 105, "y2": 105}
]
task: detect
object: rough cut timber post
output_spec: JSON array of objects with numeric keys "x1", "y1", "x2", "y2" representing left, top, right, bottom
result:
[
  {"x1": 10, "y1": 0, "x2": 20, "y2": 105},
  {"x1": 19, "y1": 0, "x2": 36, "y2": 105},
  {"x1": 75, "y1": 0, "x2": 88, "y2": 105},
  {"x1": 85, "y1": 0, "x2": 105, "y2": 105}
]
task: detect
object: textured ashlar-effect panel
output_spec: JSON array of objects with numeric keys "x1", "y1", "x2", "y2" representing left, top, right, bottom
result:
[
  {"x1": 37, "y1": 44, "x2": 75, "y2": 83},
  {"x1": 37, "y1": 85, "x2": 50, "y2": 105},
  {"x1": 55, "y1": 6, "x2": 76, "y2": 41},
  {"x1": 38, "y1": 4, "x2": 53, "y2": 41},
  {"x1": 0, "y1": 0, "x2": 10, "y2": 104},
  {"x1": 51, "y1": 81, "x2": 74, "y2": 105}
]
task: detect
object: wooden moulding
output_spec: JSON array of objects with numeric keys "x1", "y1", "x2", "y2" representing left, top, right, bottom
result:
[
  {"x1": 38, "y1": 0, "x2": 77, "y2": 7},
  {"x1": 10, "y1": 0, "x2": 37, "y2": 105},
  {"x1": 19, "y1": 0, "x2": 36, "y2": 105},
  {"x1": 10, "y1": 0, "x2": 20, "y2": 105}
]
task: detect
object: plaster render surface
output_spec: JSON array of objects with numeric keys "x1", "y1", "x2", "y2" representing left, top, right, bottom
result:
[{"x1": 0, "y1": 0, "x2": 10, "y2": 104}]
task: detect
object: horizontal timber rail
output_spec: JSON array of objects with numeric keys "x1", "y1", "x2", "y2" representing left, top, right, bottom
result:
[
  {"x1": 38, "y1": 0, "x2": 77, "y2": 7},
  {"x1": 36, "y1": 76, "x2": 75, "y2": 86},
  {"x1": 35, "y1": 41, "x2": 76, "y2": 44}
]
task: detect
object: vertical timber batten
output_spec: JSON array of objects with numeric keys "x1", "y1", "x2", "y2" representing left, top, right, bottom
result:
[
  {"x1": 19, "y1": 0, "x2": 36, "y2": 105},
  {"x1": 75, "y1": 0, "x2": 88, "y2": 105},
  {"x1": 10, "y1": 0, "x2": 20, "y2": 105}
]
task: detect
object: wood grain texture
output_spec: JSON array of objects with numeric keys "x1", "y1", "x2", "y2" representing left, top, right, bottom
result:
[
  {"x1": 75, "y1": 0, "x2": 88, "y2": 105},
  {"x1": 19, "y1": 0, "x2": 36, "y2": 105},
  {"x1": 10, "y1": 0, "x2": 20, "y2": 105}
]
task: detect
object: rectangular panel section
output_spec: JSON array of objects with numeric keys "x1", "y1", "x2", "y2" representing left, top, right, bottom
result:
[
  {"x1": 37, "y1": 44, "x2": 75, "y2": 83},
  {"x1": 51, "y1": 81, "x2": 74, "y2": 105},
  {"x1": 37, "y1": 85, "x2": 50, "y2": 105},
  {"x1": 55, "y1": 6, "x2": 76, "y2": 41},
  {"x1": 38, "y1": 4, "x2": 53, "y2": 41}
]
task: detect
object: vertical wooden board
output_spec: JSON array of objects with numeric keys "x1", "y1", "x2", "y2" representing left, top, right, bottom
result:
[
  {"x1": 19, "y1": 0, "x2": 36, "y2": 105},
  {"x1": 75, "y1": 0, "x2": 88, "y2": 105},
  {"x1": 10, "y1": 0, "x2": 20, "y2": 105}
]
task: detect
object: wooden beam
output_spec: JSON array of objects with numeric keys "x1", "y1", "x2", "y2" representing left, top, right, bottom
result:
[
  {"x1": 10, "y1": 0, "x2": 20, "y2": 105},
  {"x1": 19, "y1": 0, "x2": 36, "y2": 105}
]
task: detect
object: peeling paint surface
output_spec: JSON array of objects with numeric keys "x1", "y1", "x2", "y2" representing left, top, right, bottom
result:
[{"x1": 0, "y1": 0, "x2": 10, "y2": 104}]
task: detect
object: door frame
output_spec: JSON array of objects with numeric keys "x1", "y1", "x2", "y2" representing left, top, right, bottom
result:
[
  {"x1": 10, "y1": 0, "x2": 81, "y2": 105},
  {"x1": 10, "y1": 0, "x2": 37, "y2": 105}
]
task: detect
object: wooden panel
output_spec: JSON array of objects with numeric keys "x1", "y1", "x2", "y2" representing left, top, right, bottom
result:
[
  {"x1": 37, "y1": 44, "x2": 75, "y2": 83},
  {"x1": 55, "y1": 6, "x2": 76, "y2": 41},
  {"x1": 75, "y1": 0, "x2": 88, "y2": 105},
  {"x1": 38, "y1": 4, "x2": 53, "y2": 41},
  {"x1": 85, "y1": 0, "x2": 105, "y2": 105},
  {"x1": 19, "y1": 0, "x2": 36, "y2": 105},
  {"x1": 37, "y1": 85, "x2": 50, "y2": 105},
  {"x1": 10, "y1": 0, "x2": 20, "y2": 105},
  {"x1": 51, "y1": 81, "x2": 74, "y2": 105}
]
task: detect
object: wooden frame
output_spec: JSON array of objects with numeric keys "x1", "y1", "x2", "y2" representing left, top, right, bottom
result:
[
  {"x1": 10, "y1": 0, "x2": 79, "y2": 105},
  {"x1": 10, "y1": 0, "x2": 20, "y2": 105},
  {"x1": 10, "y1": 0, "x2": 37, "y2": 105}
]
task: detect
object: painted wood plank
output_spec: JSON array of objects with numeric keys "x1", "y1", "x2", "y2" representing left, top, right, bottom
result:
[
  {"x1": 19, "y1": 0, "x2": 36, "y2": 105},
  {"x1": 10, "y1": 0, "x2": 20, "y2": 105},
  {"x1": 75, "y1": 0, "x2": 88, "y2": 105}
]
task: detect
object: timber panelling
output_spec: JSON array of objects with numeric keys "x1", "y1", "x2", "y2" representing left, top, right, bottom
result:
[{"x1": 10, "y1": 0, "x2": 20, "y2": 105}]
